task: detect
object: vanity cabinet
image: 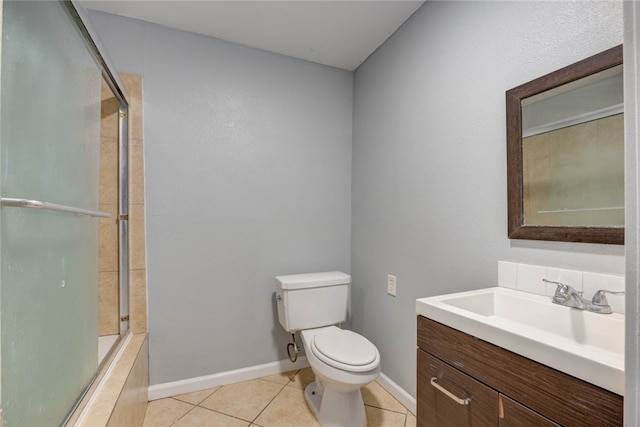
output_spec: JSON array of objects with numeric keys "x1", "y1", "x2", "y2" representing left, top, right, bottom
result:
[{"x1": 417, "y1": 316, "x2": 623, "y2": 427}]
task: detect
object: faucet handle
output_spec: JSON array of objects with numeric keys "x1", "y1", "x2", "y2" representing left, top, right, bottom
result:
[
  {"x1": 592, "y1": 289, "x2": 625, "y2": 306},
  {"x1": 542, "y1": 279, "x2": 585, "y2": 307},
  {"x1": 543, "y1": 279, "x2": 569, "y2": 304},
  {"x1": 542, "y1": 279, "x2": 570, "y2": 295},
  {"x1": 542, "y1": 279, "x2": 583, "y2": 294},
  {"x1": 542, "y1": 278, "x2": 564, "y2": 289}
]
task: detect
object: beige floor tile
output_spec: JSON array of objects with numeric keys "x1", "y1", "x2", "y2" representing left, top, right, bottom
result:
[
  {"x1": 405, "y1": 412, "x2": 417, "y2": 427},
  {"x1": 363, "y1": 381, "x2": 407, "y2": 414},
  {"x1": 365, "y1": 406, "x2": 407, "y2": 427},
  {"x1": 173, "y1": 406, "x2": 250, "y2": 427},
  {"x1": 199, "y1": 379, "x2": 284, "y2": 422},
  {"x1": 261, "y1": 370, "x2": 298, "y2": 385},
  {"x1": 287, "y1": 367, "x2": 315, "y2": 390},
  {"x1": 172, "y1": 387, "x2": 220, "y2": 405},
  {"x1": 254, "y1": 386, "x2": 321, "y2": 427},
  {"x1": 142, "y1": 398, "x2": 193, "y2": 427}
]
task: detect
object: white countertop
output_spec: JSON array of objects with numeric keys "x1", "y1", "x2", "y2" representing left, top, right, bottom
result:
[{"x1": 416, "y1": 287, "x2": 624, "y2": 395}]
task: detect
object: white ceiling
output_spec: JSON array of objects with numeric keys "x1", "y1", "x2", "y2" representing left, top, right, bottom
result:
[{"x1": 84, "y1": 1, "x2": 425, "y2": 71}]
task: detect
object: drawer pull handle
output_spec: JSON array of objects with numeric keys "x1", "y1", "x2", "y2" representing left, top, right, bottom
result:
[{"x1": 430, "y1": 377, "x2": 471, "y2": 405}]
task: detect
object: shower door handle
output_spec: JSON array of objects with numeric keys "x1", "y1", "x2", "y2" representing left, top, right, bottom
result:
[{"x1": 1, "y1": 198, "x2": 111, "y2": 218}]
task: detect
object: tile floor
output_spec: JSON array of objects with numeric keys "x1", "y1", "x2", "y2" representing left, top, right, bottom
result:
[{"x1": 143, "y1": 368, "x2": 416, "y2": 427}]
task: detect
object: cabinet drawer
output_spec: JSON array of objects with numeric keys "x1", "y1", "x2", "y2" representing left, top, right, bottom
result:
[
  {"x1": 499, "y1": 394, "x2": 560, "y2": 427},
  {"x1": 417, "y1": 349, "x2": 498, "y2": 427},
  {"x1": 418, "y1": 315, "x2": 623, "y2": 427}
]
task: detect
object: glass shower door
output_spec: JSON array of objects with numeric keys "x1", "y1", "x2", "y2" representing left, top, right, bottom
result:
[{"x1": 1, "y1": 1, "x2": 102, "y2": 425}]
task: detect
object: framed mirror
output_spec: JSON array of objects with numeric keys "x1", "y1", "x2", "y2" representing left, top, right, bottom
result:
[{"x1": 507, "y1": 45, "x2": 623, "y2": 244}]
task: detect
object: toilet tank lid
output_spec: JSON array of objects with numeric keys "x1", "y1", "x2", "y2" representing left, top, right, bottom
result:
[{"x1": 276, "y1": 271, "x2": 351, "y2": 290}]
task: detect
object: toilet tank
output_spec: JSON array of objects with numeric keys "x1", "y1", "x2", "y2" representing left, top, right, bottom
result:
[{"x1": 276, "y1": 271, "x2": 350, "y2": 332}]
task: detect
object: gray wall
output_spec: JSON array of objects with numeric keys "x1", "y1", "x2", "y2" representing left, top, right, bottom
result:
[
  {"x1": 88, "y1": 11, "x2": 353, "y2": 385},
  {"x1": 352, "y1": 1, "x2": 623, "y2": 396},
  {"x1": 90, "y1": 1, "x2": 626, "y2": 396}
]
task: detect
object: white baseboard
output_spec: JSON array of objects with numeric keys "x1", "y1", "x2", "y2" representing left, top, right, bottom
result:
[
  {"x1": 148, "y1": 357, "x2": 310, "y2": 401},
  {"x1": 148, "y1": 358, "x2": 417, "y2": 416},
  {"x1": 377, "y1": 372, "x2": 416, "y2": 415}
]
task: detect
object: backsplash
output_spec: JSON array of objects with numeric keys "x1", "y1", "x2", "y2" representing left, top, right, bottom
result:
[{"x1": 498, "y1": 261, "x2": 625, "y2": 315}]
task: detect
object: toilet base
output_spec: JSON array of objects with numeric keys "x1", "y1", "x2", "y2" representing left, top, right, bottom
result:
[{"x1": 304, "y1": 380, "x2": 366, "y2": 427}]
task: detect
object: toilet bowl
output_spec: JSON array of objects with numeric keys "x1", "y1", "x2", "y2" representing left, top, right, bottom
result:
[
  {"x1": 275, "y1": 271, "x2": 381, "y2": 427},
  {"x1": 301, "y1": 326, "x2": 380, "y2": 427}
]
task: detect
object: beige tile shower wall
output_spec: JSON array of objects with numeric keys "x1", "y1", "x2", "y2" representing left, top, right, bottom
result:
[
  {"x1": 121, "y1": 73, "x2": 147, "y2": 334},
  {"x1": 76, "y1": 333, "x2": 149, "y2": 427},
  {"x1": 107, "y1": 335, "x2": 149, "y2": 427},
  {"x1": 99, "y1": 80, "x2": 120, "y2": 336},
  {"x1": 98, "y1": 74, "x2": 147, "y2": 336}
]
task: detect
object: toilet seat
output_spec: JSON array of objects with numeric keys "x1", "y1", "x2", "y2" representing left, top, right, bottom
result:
[{"x1": 310, "y1": 329, "x2": 379, "y2": 373}]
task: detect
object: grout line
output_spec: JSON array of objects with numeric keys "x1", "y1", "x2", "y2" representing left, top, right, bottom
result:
[
  {"x1": 260, "y1": 369, "x2": 301, "y2": 387},
  {"x1": 283, "y1": 369, "x2": 301, "y2": 388},
  {"x1": 168, "y1": 403, "x2": 197, "y2": 427},
  {"x1": 170, "y1": 386, "x2": 221, "y2": 406},
  {"x1": 186, "y1": 379, "x2": 290, "y2": 425},
  {"x1": 363, "y1": 402, "x2": 408, "y2": 415},
  {"x1": 194, "y1": 405, "x2": 257, "y2": 425},
  {"x1": 250, "y1": 379, "x2": 291, "y2": 424},
  {"x1": 164, "y1": 386, "x2": 238, "y2": 425},
  {"x1": 204, "y1": 386, "x2": 222, "y2": 399}
]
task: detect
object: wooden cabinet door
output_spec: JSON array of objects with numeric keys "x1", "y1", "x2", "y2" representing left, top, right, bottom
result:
[
  {"x1": 498, "y1": 394, "x2": 560, "y2": 427},
  {"x1": 417, "y1": 349, "x2": 498, "y2": 427},
  {"x1": 418, "y1": 316, "x2": 623, "y2": 427}
]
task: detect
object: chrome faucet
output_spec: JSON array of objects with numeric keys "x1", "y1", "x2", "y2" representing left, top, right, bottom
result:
[
  {"x1": 588, "y1": 289, "x2": 625, "y2": 314},
  {"x1": 543, "y1": 279, "x2": 585, "y2": 309},
  {"x1": 542, "y1": 279, "x2": 624, "y2": 314}
]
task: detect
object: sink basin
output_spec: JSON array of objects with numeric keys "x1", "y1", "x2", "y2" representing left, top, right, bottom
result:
[{"x1": 416, "y1": 287, "x2": 624, "y2": 395}]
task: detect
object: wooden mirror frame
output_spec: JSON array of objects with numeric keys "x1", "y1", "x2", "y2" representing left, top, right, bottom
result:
[{"x1": 506, "y1": 45, "x2": 624, "y2": 245}]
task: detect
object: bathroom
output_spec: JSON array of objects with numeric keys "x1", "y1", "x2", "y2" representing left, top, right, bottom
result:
[{"x1": 1, "y1": 0, "x2": 639, "y2": 426}]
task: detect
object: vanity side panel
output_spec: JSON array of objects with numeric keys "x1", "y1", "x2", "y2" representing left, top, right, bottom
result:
[{"x1": 417, "y1": 316, "x2": 623, "y2": 427}]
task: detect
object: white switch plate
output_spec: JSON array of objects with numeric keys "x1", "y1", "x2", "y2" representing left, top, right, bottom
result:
[{"x1": 387, "y1": 274, "x2": 397, "y2": 296}]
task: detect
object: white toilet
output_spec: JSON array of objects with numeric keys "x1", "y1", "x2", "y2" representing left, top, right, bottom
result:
[{"x1": 275, "y1": 271, "x2": 381, "y2": 427}]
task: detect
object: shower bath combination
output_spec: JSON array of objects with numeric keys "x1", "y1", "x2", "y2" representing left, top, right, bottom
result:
[{"x1": 0, "y1": 1, "x2": 130, "y2": 425}]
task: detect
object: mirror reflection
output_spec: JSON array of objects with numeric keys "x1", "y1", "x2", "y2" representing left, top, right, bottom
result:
[{"x1": 521, "y1": 64, "x2": 624, "y2": 227}]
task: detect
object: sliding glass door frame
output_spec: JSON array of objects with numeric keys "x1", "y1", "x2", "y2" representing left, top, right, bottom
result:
[{"x1": 67, "y1": 1, "x2": 130, "y2": 335}]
